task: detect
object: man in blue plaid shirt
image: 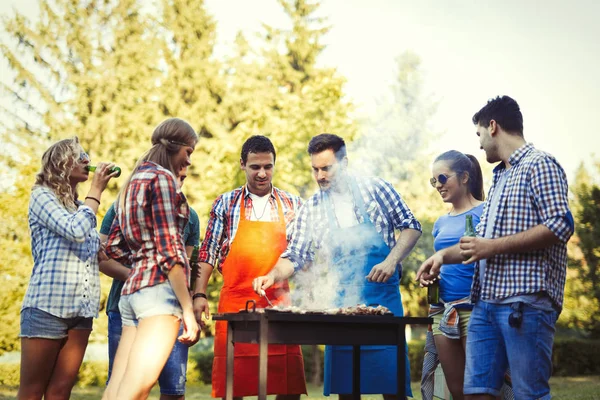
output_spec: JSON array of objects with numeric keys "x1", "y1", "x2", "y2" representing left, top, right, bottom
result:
[
  {"x1": 417, "y1": 96, "x2": 574, "y2": 400},
  {"x1": 254, "y1": 133, "x2": 422, "y2": 398}
]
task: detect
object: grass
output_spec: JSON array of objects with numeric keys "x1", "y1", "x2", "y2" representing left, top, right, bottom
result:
[{"x1": 1, "y1": 377, "x2": 599, "y2": 399}]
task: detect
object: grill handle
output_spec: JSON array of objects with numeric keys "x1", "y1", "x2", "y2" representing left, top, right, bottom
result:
[{"x1": 245, "y1": 299, "x2": 257, "y2": 313}]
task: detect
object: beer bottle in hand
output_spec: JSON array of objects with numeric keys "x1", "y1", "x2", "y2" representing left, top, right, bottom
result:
[
  {"x1": 190, "y1": 245, "x2": 200, "y2": 291},
  {"x1": 463, "y1": 214, "x2": 476, "y2": 261},
  {"x1": 427, "y1": 279, "x2": 440, "y2": 304},
  {"x1": 86, "y1": 165, "x2": 122, "y2": 178},
  {"x1": 465, "y1": 214, "x2": 476, "y2": 237}
]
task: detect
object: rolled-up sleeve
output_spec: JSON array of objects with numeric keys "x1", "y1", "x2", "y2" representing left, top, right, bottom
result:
[
  {"x1": 198, "y1": 195, "x2": 226, "y2": 268},
  {"x1": 30, "y1": 188, "x2": 96, "y2": 243},
  {"x1": 106, "y1": 214, "x2": 133, "y2": 266},
  {"x1": 151, "y1": 174, "x2": 188, "y2": 274},
  {"x1": 281, "y1": 203, "x2": 315, "y2": 271},
  {"x1": 530, "y1": 156, "x2": 574, "y2": 243},
  {"x1": 377, "y1": 179, "x2": 422, "y2": 232}
]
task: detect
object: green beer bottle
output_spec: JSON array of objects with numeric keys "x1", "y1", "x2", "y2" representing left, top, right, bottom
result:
[
  {"x1": 463, "y1": 213, "x2": 477, "y2": 262},
  {"x1": 465, "y1": 214, "x2": 477, "y2": 237},
  {"x1": 427, "y1": 279, "x2": 440, "y2": 304},
  {"x1": 190, "y1": 245, "x2": 200, "y2": 291},
  {"x1": 86, "y1": 165, "x2": 122, "y2": 178}
]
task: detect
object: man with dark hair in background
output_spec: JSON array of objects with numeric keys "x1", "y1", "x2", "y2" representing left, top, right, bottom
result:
[
  {"x1": 417, "y1": 96, "x2": 574, "y2": 400},
  {"x1": 193, "y1": 135, "x2": 306, "y2": 399},
  {"x1": 253, "y1": 133, "x2": 422, "y2": 399}
]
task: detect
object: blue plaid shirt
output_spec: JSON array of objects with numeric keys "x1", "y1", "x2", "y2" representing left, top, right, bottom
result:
[
  {"x1": 282, "y1": 175, "x2": 422, "y2": 274},
  {"x1": 23, "y1": 187, "x2": 101, "y2": 318},
  {"x1": 472, "y1": 143, "x2": 574, "y2": 309}
]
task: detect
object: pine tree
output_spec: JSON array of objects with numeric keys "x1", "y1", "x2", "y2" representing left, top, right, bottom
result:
[
  {"x1": 567, "y1": 162, "x2": 600, "y2": 338},
  {"x1": 248, "y1": 0, "x2": 357, "y2": 198}
]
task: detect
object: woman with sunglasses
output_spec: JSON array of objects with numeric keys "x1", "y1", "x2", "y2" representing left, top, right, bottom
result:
[
  {"x1": 420, "y1": 150, "x2": 484, "y2": 400},
  {"x1": 18, "y1": 137, "x2": 116, "y2": 400},
  {"x1": 102, "y1": 118, "x2": 200, "y2": 400}
]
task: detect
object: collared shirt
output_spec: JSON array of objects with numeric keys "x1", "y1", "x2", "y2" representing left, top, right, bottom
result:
[
  {"x1": 282, "y1": 175, "x2": 422, "y2": 274},
  {"x1": 198, "y1": 185, "x2": 303, "y2": 272},
  {"x1": 107, "y1": 161, "x2": 189, "y2": 295},
  {"x1": 23, "y1": 187, "x2": 101, "y2": 318},
  {"x1": 472, "y1": 143, "x2": 574, "y2": 309}
]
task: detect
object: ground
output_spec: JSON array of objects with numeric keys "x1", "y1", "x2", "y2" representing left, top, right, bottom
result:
[{"x1": 1, "y1": 376, "x2": 599, "y2": 399}]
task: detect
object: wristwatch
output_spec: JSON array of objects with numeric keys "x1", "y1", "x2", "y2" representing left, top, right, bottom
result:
[{"x1": 192, "y1": 292, "x2": 207, "y2": 300}]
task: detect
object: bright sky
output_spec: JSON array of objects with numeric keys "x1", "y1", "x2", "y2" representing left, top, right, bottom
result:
[{"x1": 2, "y1": 0, "x2": 598, "y2": 181}]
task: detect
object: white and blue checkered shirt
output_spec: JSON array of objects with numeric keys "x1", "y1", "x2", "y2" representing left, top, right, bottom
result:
[
  {"x1": 282, "y1": 175, "x2": 422, "y2": 274},
  {"x1": 22, "y1": 187, "x2": 101, "y2": 318},
  {"x1": 472, "y1": 143, "x2": 574, "y2": 309}
]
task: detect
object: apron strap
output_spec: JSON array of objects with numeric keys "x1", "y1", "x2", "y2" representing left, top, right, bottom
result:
[{"x1": 324, "y1": 177, "x2": 371, "y2": 229}]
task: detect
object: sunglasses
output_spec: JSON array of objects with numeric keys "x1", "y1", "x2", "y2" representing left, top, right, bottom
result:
[
  {"x1": 79, "y1": 151, "x2": 90, "y2": 163},
  {"x1": 430, "y1": 173, "x2": 456, "y2": 188},
  {"x1": 508, "y1": 302, "x2": 523, "y2": 328}
]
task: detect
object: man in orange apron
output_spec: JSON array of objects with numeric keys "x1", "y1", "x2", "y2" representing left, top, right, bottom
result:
[{"x1": 193, "y1": 135, "x2": 307, "y2": 399}]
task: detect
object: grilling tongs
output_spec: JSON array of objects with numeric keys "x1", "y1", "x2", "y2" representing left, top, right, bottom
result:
[{"x1": 260, "y1": 289, "x2": 274, "y2": 307}]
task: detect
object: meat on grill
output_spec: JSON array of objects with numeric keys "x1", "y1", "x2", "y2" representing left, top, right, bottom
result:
[{"x1": 267, "y1": 304, "x2": 392, "y2": 315}]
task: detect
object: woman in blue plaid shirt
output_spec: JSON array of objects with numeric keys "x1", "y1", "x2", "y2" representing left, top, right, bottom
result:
[{"x1": 19, "y1": 137, "x2": 116, "y2": 399}]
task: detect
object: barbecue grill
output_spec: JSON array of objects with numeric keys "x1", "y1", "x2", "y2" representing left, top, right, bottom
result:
[{"x1": 213, "y1": 301, "x2": 432, "y2": 400}]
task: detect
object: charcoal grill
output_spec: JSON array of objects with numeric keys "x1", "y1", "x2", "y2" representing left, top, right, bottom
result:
[{"x1": 213, "y1": 302, "x2": 431, "y2": 400}]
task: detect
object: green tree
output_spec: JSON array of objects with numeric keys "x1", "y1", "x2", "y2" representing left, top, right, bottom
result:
[
  {"x1": 0, "y1": 151, "x2": 36, "y2": 355},
  {"x1": 244, "y1": 0, "x2": 357, "y2": 198},
  {"x1": 566, "y1": 162, "x2": 600, "y2": 338},
  {"x1": 0, "y1": 0, "x2": 219, "y2": 350},
  {"x1": 350, "y1": 51, "x2": 445, "y2": 316}
]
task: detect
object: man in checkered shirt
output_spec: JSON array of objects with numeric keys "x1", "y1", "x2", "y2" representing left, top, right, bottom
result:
[{"x1": 417, "y1": 96, "x2": 574, "y2": 400}]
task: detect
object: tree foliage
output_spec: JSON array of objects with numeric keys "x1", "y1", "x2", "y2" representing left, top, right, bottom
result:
[
  {"x1": 350, "y1": 51, "x2": 446, "y2": 316},
  {"x1": 0, "y1": 0, "x2": 357, "y2": 352},
  {"x1": 563, "y1": 162, "x2": 600, "y2": 338}
]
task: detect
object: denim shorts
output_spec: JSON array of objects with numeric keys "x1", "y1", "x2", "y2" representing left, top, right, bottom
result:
[
  {"x1": 119, "y1": 282, "x2": 183, "y2": 327},
  {"x1": 20, "y1": 307, "x2": 93, "y2": 339},
  {"x1": 464, "y1": 301, "x2": 557, "y2": 399},
  {"x1": 107, "y1": 311, "x2": 188, "y2": 395},
  {"x1": 431, "y1": 308, "x2": 471, "y2": 337}
]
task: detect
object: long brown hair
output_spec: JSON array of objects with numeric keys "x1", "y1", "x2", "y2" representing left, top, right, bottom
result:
[
  {"x1": 434, "y1": 150, "x2": 485, "y2": 201},
  {"x1": 33, "y1": 137, "x2": 82, "y2": 211},
  {"x1": 117, "y1": 118, "x2": 198, "y2": 210}
]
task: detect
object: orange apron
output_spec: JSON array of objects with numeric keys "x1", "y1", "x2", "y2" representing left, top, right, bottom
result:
[{"x1": 211, "y1": 190, "x2": 307, "y2": 398}]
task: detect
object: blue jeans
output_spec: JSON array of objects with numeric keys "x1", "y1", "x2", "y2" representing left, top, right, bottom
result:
[
  {"x1": 107, "y1": 311, "x2": 189, "y2": 395},
  {"x1": 464, "y1": 301, "x2": 557, "y2": 399}
]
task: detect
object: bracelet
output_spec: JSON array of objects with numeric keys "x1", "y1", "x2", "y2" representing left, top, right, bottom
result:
[
  {"x1": 192, "y1": 292, "x2": 207, "y2": 300},
  {"x1": 85, "y1": 196, "x2": 101, "y2": 205}
]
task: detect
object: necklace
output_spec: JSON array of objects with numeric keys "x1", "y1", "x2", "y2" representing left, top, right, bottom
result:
[{"x1": 251, "y1": 196, "x2": 271, "y2": 220}]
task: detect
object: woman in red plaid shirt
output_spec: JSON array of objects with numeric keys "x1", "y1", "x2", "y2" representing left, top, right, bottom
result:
[{"x1": 103, "y1": 118, "x2": 200, "y2": 400}]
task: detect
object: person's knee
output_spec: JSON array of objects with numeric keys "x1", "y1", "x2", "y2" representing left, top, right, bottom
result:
[
  {"x1": 44, "y1": 380, "x2": 75, "y2": 400},
  {"x1": 446, "y1": 381, "x2": 464, "y2": 398},
  {"x1": 17, "y1": 385, "x2": 46, "y2": 400}
]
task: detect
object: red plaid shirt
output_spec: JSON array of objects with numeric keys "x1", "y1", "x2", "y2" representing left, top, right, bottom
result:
[{"x1": 107, "y1": 162, "x2": 190, "y2": 295}]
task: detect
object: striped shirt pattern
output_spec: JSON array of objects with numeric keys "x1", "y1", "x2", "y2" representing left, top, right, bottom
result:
[
  {"x1": 107, "y1": 161, "x2": 189, "y2": 295},
  {"x1": 282, "y1": 175, "x2": 422, "y2": 274},
  {"x1": 198, "y1": 186, "x2": 303, "y2": 272},
  {"x1": 23, "y1": 187, "x2": 101, "y2": 318},
  {"x1": 472, "y1": 143, "x2": 574, "y2": 309}
]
